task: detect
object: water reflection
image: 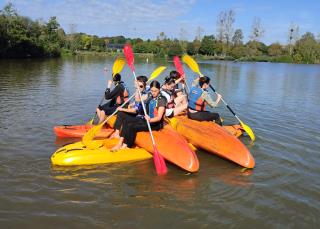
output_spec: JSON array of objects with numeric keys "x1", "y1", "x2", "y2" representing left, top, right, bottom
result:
[{"x1": 1, "y1": 57, "x2": 320, "y2": 227}]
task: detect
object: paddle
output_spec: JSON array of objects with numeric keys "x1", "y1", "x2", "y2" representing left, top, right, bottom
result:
[
  {"x1": 173, "y1": 56, "x2": 190, "y2": 94},
  {"x1": 87, "y1": 58, "x2": 126, "y2": 125},
  {"x1": 124, "y1": 44, "x2": 167, "y2": 175},
  {"x1": 182, "y1": 54, "x2": 256, "y2": 142},
  {"x1": 82, "y1": 66, "x2": 167, "y2": 150}
]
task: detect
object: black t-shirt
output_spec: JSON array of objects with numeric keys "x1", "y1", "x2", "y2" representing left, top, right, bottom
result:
[{"x1": 104, "y1": 82, "x2": 127, "y2": 107}]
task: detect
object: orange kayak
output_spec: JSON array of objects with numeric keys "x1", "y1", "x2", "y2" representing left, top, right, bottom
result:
[
  {"x1": 107, "y1": 116, "x2": 199, "y2": 173},
  {"x1": 168, "y1": 116, "x2": 255, "y2": 168},
  {"x1": 54, "y1": 125, "x2": 113, "y2": 138}
]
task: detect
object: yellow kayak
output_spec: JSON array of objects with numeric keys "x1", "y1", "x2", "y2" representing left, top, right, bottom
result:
[{"x1": 51, "y1": 139, "x2": 152, "y2": 166}]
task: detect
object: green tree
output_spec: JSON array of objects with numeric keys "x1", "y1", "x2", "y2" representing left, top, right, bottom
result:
[
  {"x1": 186, "y1": 42, "x2": 195, "y2": 55},
  {"x1": 232, "y1": 29, "x2": 243, "y2": 46},
  {"x1": 199, "y1": 35, "x2": 216, "y2": 55},
  {"x1": 268, "y1": 43, "x2": 283, "y2": 56},
  {"x1": 168, "y1": 42, "x2": 183, "y2": 57},
  {"x1": 294, "y1": 32, "x2": 320, "y2": 63}
]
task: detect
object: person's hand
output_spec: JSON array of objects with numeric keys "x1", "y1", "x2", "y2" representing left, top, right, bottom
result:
[
  {"x1": 117, "y1": 107, "x2": 124, "y2": 112},
  {"x1": 216, "y1": 93, "x2": 222, "y2": 101},
  {"x1": 107, "y1": 80, "x2": 112, "y2": 88},
  {"x1": 144, "y1": 115, "x2": 151, "y2": 122},
  {"x1": 181, "y1": 73, "x2": 186, "y2": 79}
]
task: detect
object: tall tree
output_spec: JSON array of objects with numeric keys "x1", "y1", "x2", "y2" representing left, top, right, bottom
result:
[
  {"x1": 232, "y1": 29, "x2": 243, "y2": 46},
  {"x1": 288, "y1": 23, "x2": 300, "y2": 55},
  {"x1": 250, "y1": 17, "x2": 264, "y2": 42},
  {"x1": 294, "y1": 32, "x2": 320, "y2": 64},
  {"x1": 216, "y1": 10, "x2": 235, "y2": 45},
  {"x1": 157, "y1": 31, "x2": 166, "y2": 41},
  {"x1": 195, "y1": 26, "x2": 204, "y2": 41}
]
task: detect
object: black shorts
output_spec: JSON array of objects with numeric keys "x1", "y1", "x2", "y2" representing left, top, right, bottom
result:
[{"x1": 99, "y1": 103, "x2": 117, "y2": 115}]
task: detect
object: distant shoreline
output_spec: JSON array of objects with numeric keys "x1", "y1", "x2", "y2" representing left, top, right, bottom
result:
[{"x1": 61, "y1": 50, "x2": 310, "y2": 65}]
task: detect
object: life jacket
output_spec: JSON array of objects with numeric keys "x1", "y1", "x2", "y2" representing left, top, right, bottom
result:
[
  {"x1": 188, "y1": 86, "x2": 207, "y2": 111},
  {"x1": 161, "y1": 89, "x2": 175, "y2": 109},
  {"x1": 146, "y1": 94, "x2": 165, "y2": 118},
  {"x1": 134, "y1": 90, "x2": 146, "y2": 116},
  {"x1": 115, "y1": 82, "x2": 129, "y2": 105}
]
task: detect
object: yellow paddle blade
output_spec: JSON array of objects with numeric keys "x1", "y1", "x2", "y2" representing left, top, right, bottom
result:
[
  {"x1": 240, "y1": 121, "x2": 256, "y2": 142},
  {"x1": 147, "y1": 66, "x2": 166, "y2": 82},
  {"x1": 86, "y1": 118, "x2": 94, "y2": 125},
  {"x1": 182, "y1": 55, "x2": 203, "y2": 76},
  {"x1": 82, "y1": 123, "x2": 104, "y2": 149},
  {"x1": 112, "y1": 58, "x2": 126, "y2": 76}
]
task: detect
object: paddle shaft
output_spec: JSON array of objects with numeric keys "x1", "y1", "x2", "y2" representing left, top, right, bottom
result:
[
  {"x1": 209, "y1": 84, "x2": 241, "y2": 122},
  {"x1": 132, "y1": 70, "x2": 157, "y2": 147}
]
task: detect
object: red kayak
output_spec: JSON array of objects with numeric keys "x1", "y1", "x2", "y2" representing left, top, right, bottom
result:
[{"x1": 54, "y1": 125, "x2": 113, "y2": 138}]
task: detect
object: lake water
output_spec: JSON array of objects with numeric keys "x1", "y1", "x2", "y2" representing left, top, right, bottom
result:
[{"x1": 0, "y1": 56, "x2": 319, "y2": 228}]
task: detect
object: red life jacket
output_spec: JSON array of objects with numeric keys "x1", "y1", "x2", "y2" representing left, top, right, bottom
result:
[{"x1": 116, "y1": 82, "x2": 129, "y2": 105}]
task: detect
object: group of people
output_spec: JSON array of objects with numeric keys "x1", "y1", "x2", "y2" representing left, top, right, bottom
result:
[{"x1": 96, "y1": 70, "x2": 222, "y2": 151}]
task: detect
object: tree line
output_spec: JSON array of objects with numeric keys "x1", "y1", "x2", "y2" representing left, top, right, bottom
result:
[{"x1": 1, "y1": 4, "x2": 320, "y2": 64}]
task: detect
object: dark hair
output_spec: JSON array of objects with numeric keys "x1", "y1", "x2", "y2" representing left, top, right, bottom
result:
[
  {"x1": 137, "y1": 75, "x2": 148, "y2": 86},
  {"x1": 169, "y1": 70, "x2": 180, "y2": 80},
  {"x1": 150, "y1": 80, "x2": 161, "y2": 89},
  {"x1": 164, "y1": 76, "x2": 176, "y2": 85},
  {"x1": 199, "y1": 76, "x2": 210, "y2": 87},
  {"x1": 113, "y1": 73, "x2": 121, "y2": 82}
]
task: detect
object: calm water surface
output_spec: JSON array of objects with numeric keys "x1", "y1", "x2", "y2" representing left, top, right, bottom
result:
[{"x1": 0, "y1": 57, "x2": 319, "y2": 228}]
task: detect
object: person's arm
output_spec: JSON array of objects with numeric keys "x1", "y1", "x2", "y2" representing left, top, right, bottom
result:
[
  {"x1": 149, "y1": 106, "x2": 165, "y2": 123},
  {"x1": 117, "y1": 103, "x2": 137, "y2": 114},
  {"x1": 202, "y1": 91, "x2": 222, "y2": 108},
  {"x1": 175, "y1": 77, "x2": 184, "y2": 85},
  {"x1": 145, "y1": 97, "x2": 166, "y2": 123},
  {"x1": 191, "y1": 77, "x2": 200, "y2": 87},
  {"x1": 105, "y1": 82, "x2": 122, "y2": 100}
]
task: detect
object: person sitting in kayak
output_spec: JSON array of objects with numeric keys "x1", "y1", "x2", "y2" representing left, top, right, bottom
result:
[
  {"x1": 188, "y1": 76, "x2": 222, "y2": 125},
  {"x1": 96, "y1": 73, "x2": 129, "y2": 124},
  {"x1": 169, "y1": 70, "x2": 186, "y2": 96},
  {"x1": 110, "y1": 75, "x2": 149, "y2": 139},
  {"x1": 111, "y1": 80, "x2": 167, "y2": 151},
  {"x1": 161, "y1": 76, "x2": 187, "y2": 118}
]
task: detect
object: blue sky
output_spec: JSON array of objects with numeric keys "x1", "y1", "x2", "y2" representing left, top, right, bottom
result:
[{"x1": 1, "y1": 0, "x2": 319, "y2": 44}]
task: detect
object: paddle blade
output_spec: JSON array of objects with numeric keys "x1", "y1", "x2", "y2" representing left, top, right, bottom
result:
[
  {"x1": 182, "y1": 55, "x2": 202, "y2": 76},
  {"x1": 82, "y1": 123, "x2": 104, "y2": 149},
  {"x1": 148, "y1": 66, "x2": 166, "y2": 82},
  {"x1": 173, "y1": 56, "x2": 184, "y2": 76},
  {"x1": 153, "y1": 147, "x2": 167, "y2": 175},
  {"x1": 240, "y1": 121, "x2": 256, "y2": 142},
  {"x1": 86, "y1": 118, "x2": 94, "y2": 125},
  {"x1": 112, "y1": 57, "x2": 126, "y2": 76},
  {"x1": 123, "y1": 44, "x2": 135, "y2": 72}
]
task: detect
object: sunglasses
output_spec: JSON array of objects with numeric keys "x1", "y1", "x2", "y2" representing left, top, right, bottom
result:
[{"x1": 139, "y1": 85, "x2": 144, "y2": 88}]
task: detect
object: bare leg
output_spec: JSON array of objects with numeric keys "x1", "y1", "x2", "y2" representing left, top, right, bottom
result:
[
  {"x1": 97, "y1": 110, "x2": 106, "y2": 124},
  {"x1": 111, "y1": 137, "x2": 124, "y2": 151},
  {"x1": 109, "y1": 129, "x2": 120, "y2": 139}
]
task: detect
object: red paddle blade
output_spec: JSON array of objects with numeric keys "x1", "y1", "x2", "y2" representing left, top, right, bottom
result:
[
  {"x1": 123, "y1": 44, "x2": 135, "y2": 72},
  {"x1": 173, "y1": 56, "x2": 184, "y2": 76},
  {"x1": 153, "y1": 148, "x2": 167, "y2": 175}
]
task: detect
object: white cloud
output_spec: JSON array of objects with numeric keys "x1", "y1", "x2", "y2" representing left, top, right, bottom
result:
[{"x1": 3, "y1": 0, "x2": 197, "y2": 37}]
